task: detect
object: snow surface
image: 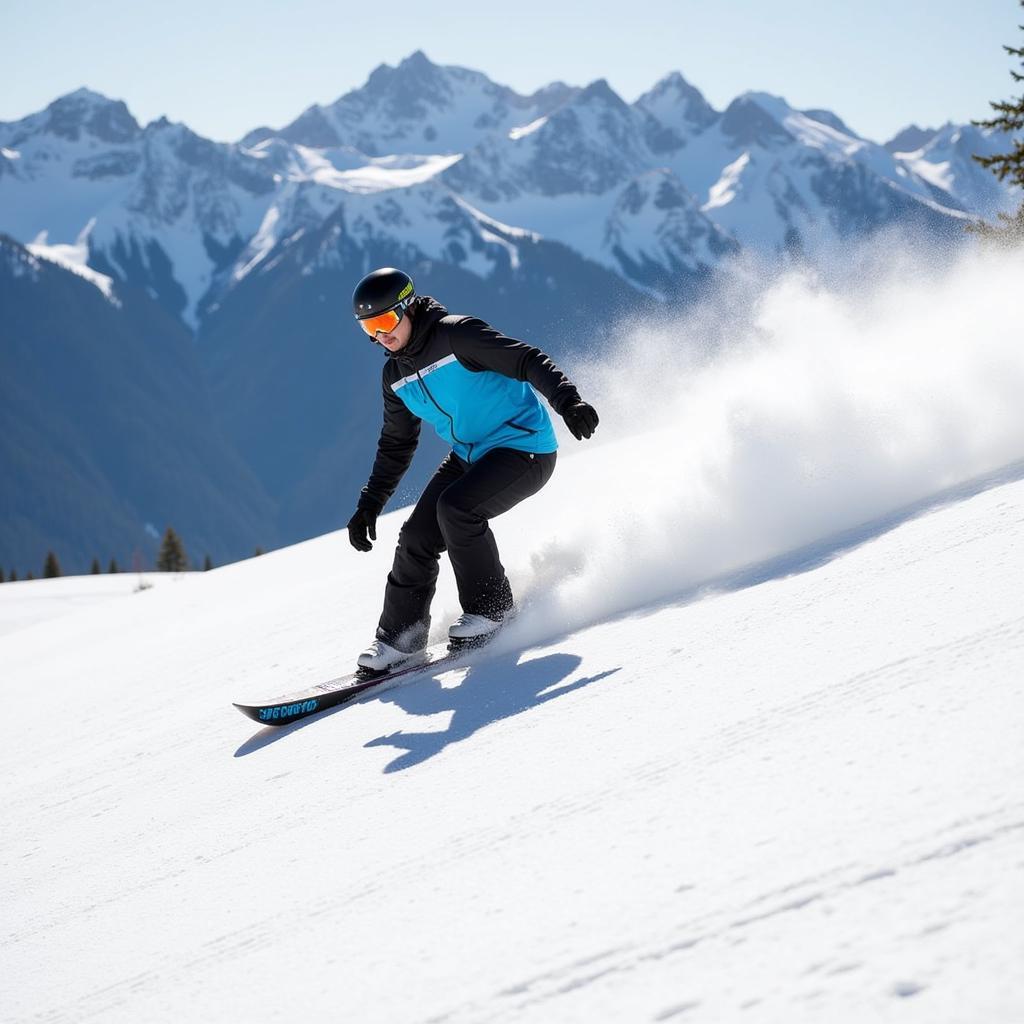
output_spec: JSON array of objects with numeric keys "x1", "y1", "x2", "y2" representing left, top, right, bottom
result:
[
  {"x1": 0, "y1": 573, "x2": 165, "y2": 637},
  {"x1": 509, "y1": 116, "x2": 549, "y2": 140},
  {"x1": 27, "y1": 220, "x2": 119, "y2": 303},
  {"x1": 329, "y1": 153, "x2": 464, "y2": 193},
  {"x1": 3, "y1": 243, "x2": 1024, "y2": 1022}
]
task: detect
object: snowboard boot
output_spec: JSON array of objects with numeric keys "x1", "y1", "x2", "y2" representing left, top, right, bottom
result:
[
  {"x1": 356, "y1": 633, "x2": 427, "y2": 679},
  {"x1": 447, "y1": 609, "x2": 514, "y2": 652}
]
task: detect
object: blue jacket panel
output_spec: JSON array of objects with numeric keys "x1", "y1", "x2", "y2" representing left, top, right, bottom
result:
[{"x1": 391, "y1": 353, "x2": 558, "y2": 464}]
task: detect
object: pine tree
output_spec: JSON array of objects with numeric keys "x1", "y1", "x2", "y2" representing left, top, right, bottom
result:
[
  {"x1": 43, "y1": 551, "x2": 62, "y2": 578},
  {"x1": 971, "y1": 2, "x2": 1024, "y2": 239},
  {"x1": 10, "y1": 570, "x2": 17, "y2": 582},
  {"x1": 90, "y1": 558, "x2": 101, "y2": 575},
  {"x1": 27, "y1": 571, "x2": 35, "y2": 580},
  {"x1": 156, "y1": 526, "x2": 189, "y2": 573},
  {"x1": 108, "y1": 558, "x2": 120, "y2": 574},
  {"x1": 254, "y1": 546, "x2": 264, "y2": 557},
  {"x1": 0, "y1": 568, "x2": 5, "y2": 584},
  {"x1": 203, "y1": 554, "x2": 213, "y2": 571}
]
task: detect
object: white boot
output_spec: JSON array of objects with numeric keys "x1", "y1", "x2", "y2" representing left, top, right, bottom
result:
[
  {"x1": 357, "y1": 639, "x2": 421, "y2": 673},
  {"x1": 448, "y1": 612, "x2": 505, "y2": 645}
]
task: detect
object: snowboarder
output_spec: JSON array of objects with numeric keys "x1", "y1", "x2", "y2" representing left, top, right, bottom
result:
[{"x1": 346, "y1": 267, "x2": 599, "y2": 673}]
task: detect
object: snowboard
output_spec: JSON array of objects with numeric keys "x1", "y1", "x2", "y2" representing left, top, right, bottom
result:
[{"x1": 232, "y1": 641, "x2": 471, "y2": 727}]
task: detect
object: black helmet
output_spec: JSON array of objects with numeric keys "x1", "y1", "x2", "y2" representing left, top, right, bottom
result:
[{"x1": 352, "y1": 267, "x2": 415, "y2": 320}]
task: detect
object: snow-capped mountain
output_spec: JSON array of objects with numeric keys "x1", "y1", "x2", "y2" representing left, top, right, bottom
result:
[
  {"x1": 442, "y1": 79, "x2": 737, "y2": 294},
  {"x1": 604, "y1": 169, "x2": 739, "y2": 295},
  {"x1": 439, "y1": 74, "x2": 985, "y2": 278},
  {"x1": 0, "y1": 78, "x2": 611, "y2": 325},
  {"x1": 632, "y1": 88, "x2": 972, "y2": 254},
  {"x1": 634, "y1": 70, "x2": 719, "y2": 151},
  {"x1": 242, "y1": 50, "x2": 578, "y2": 156},
  {"x1": 0, "y1": 89, "x2": 284, "y2": 325},
  {"x1": 445, "y1": 79, "x2": 659, "y2": 200},
  {"x1": 891, "y1": 122, "x2": 1018, "y2": 218},
  {"x1": 1, "y1": 60, "x2": 1017, "y2": 330}
]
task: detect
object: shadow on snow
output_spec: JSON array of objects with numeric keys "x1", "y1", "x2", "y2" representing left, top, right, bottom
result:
[
  {"x1": 233, "y1": 650, "x2": 620, "y2": 764},
  {"x1": 365, "y1": 651, "x2": 621, "y2": 773}
]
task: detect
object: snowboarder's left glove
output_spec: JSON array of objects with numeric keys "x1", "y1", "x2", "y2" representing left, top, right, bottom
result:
[
  {"x1": 347, "y1": 508, "x2": 378, "y2": 552},
  {"x1": 562, "y1": 400, "x2": 599, "y2": 440}
]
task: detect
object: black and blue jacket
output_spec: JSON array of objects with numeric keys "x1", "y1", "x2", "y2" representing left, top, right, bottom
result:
[{"x1": 358, "y1": 296, "x2": 581, "y2": 514}]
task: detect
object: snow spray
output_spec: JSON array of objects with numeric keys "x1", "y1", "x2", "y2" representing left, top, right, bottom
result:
[{"x1": 491, "y1": 238, "x2": 1024, "y2": 644}]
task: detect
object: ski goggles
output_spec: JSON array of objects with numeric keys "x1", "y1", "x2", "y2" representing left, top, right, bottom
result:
[{"x1": 357, "y1": 304, "x2": 406, "y2": 339}]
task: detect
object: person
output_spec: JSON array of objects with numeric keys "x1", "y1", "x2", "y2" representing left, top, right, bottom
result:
[{"x1": 346, "y1": 267, "x2": 599, "y2": 673}]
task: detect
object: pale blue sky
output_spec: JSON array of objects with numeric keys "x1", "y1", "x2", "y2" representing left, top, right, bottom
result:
[{"x1": 2, "y1": 0, "x2": 1019, "y2": 144}]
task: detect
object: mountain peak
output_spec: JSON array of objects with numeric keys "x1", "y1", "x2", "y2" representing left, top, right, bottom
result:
[
  {"x1": 360, "y1": 50, "x2": 454, "y2": 108},
  {"x1": 285, "y1": 54, "x2": 572, "y2": 157},
  {"x1": 44, "y1": 88, "x2": 140, "y2": 144},
  {"x1": 635, "y1": 71, "x2": 718, "y2": 132},
  {"x1": 61, "y1": 87, "x2": 112, "y2": 105},
  {"x1": 660, "y1": 70, "x2": 689, "y2": 88},
  {"x1": 649, "y1": 70, "x2": 703, "y2": 98},
  {"x1": 366, "y1": 49, "x2": 444, "y2": 89},
  {"x1": 577, "y1": 79, "x2": 629, "y2": 112},
  {"x1": 884, "y1": 123, "x2": 940, "y2": 154},
  {"x1": 721, "y1": 93, "x2": 794, "y2": 147},
  {"x1": 400, "y1": 49, "x2": 434, "y2": 70}
]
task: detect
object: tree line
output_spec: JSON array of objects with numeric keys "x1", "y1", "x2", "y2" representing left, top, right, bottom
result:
[{"x1": 0, "y1": 526, "x2": 266, "y2": 583}]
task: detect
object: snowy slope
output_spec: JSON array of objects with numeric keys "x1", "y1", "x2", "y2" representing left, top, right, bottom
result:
[
  {"x1": 0, "y1": 572, "x2": 163, "y2": 637},
  {"x1": 24, "y1": 220, "x2": 118, "y2": 301},
  {"x1": 3, "y1": 244, "x2": 1024, "y2": 1023},
  {"x1": 893, "y1": 122, "x2": 1021, "y2": 217},
  {"x1": 2, "y1": 435, "x2": 1022, "y2": 1024}
]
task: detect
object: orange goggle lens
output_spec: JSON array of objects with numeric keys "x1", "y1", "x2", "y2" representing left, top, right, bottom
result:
[{"x1": 357, "y1": 308, "x2": 402, "y2": 338}]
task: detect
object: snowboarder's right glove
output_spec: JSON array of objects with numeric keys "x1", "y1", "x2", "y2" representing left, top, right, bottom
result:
[
  {"x1": 347, "y1": 507, "x2": 378, "y2": 552},
  {"x1": 561, "y1": 400, "x2": 599, "y2": 440}
]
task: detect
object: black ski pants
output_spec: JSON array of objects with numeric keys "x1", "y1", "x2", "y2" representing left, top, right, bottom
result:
[{"x1": 378, "y1": 447, "x2": 556, "y2": 647}]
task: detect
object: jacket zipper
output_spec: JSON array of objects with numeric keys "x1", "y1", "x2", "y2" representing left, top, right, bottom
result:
[{"x1": 409, "y1": 362, "x2": 476, "y2": 464}]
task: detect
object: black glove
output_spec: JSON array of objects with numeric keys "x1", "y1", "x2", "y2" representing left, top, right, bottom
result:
[
  {"x1": 347, "y1": 507, "x2": 378, "y2": 552},
  {"x1": 562, "y1": 400, "x2": 599, "y2": 440}
]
